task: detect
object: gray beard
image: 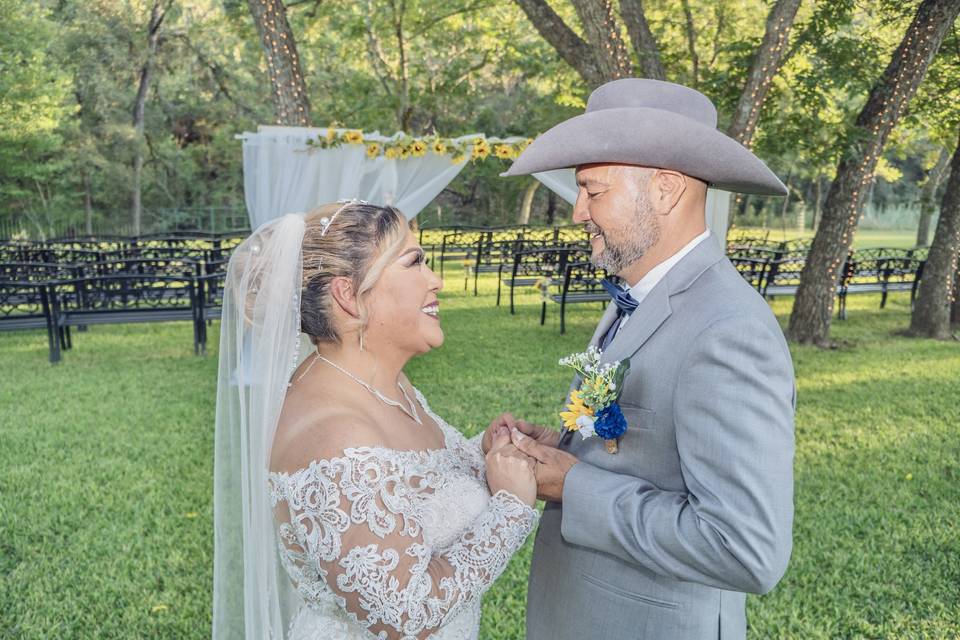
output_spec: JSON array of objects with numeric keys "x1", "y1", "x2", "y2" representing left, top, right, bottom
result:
[{"x1": 591, "y1": 196, "x2": 661, "y2": 274}]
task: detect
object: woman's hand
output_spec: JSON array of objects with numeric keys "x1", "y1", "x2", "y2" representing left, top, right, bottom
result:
[
  {"x1": 482, "y1": 413, "x2": 560, "y2": 453},
  {"x1": 481, "y1": 412, "x2": 518, "y2": 454},
  {"x1": 485, "y1": 440, "x2": 537, "y2": 507}
]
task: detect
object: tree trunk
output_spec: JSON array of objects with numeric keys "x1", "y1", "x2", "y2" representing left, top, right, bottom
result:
[
  {"x1": 570, "y1": 0, "x2": 631, "y2": 83},
  {"x1": 727, "y1": 0, "x2": 802, "y2": 147},
  {"x1": 909, "y1": 131, "x2": 960, "y2": 339},
  {"x1": 519, "y1": 179, "x2": 540, "y2": 224},
  {"x1": 619, "y1": 0, "x2": 665, "y2": 80},
  {"x1": 916, "y1": 146, "x2": 951, "y2": 246},
  {"x1": 545, "y1": 190, "x2": 557, "y2": 226},
  {"x1": 952, "y1": 284, "x2": 959, "y2": 325},
  {"x1": 679, "y1": 0, "x2": 700, "y2": 88},
  {"x1": 812, "y1": 174, "x2": 823, "y2": 230},
  {"x1": 247, "y1": 0, "x2": 311, "y2": 126},
  {"x1": 513, "y1": 0, "x2": 609, "y2": 86},
  {"x1": 787, "y1": 0, "x2": 960, "y2": 346},
  {"x1": 131, "y1": 0, "x2": 167, "y2": 237}
]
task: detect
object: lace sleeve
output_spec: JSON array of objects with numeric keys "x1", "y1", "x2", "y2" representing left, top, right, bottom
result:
[{"x1": 269, "y1": 449, "x2": 538, "y2": 640}]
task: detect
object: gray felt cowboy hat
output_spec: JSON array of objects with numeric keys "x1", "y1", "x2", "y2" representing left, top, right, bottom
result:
[{"x1": 502, "y1": 78, "x2": 788, "y2": 196}]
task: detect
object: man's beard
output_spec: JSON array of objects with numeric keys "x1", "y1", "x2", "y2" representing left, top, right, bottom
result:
[{"x1": 588, "y1": 193, "x2": 661, "y2": 273}]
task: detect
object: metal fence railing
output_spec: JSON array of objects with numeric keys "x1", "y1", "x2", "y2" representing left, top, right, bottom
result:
[{"x1": 0, "y1": 207, "x2": 251, "y2": 241}]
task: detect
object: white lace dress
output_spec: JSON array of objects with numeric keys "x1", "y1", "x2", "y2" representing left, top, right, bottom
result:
[{"x1": 267, "y1": 389, "x2": 539, "y2": 640}]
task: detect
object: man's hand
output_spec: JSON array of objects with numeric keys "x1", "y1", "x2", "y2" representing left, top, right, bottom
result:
[
  {"x1": 510, "y1": 428, "x2": 578, "y2": 502},
  {"x1": 482, "y1": 414, "x2": 562, "y2": 453},
  {"x1": 514, "y1": 419, "x2": 561, "y2": 448}
]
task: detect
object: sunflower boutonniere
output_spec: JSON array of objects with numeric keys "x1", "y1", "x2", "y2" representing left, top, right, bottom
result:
[{"x1": 559, "y1": 346, "x2": 630, "y2": 453}]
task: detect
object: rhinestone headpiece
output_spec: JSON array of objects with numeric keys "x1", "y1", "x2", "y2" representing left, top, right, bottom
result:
[{"x1": 319, "y1": 198, "x2": 368, "y2": 236}]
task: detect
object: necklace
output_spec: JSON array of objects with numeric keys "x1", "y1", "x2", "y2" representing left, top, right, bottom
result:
[{"x1": 308, "y1": 353, "x2": 422, "y2": 425}]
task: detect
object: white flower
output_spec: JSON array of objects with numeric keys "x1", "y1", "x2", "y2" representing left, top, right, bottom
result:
[{"x1": 575, "y1": 415, "x2": 596, "y2": 439}]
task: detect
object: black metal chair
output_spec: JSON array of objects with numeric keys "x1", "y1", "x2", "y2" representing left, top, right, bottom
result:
[
  {"x1": 545, "y1": 261, "x2": 617, "y2": 334},
  {"x1": 502, "y1": 246, "x2": 589, "y2": 313},
  {"x1": 0, "y1": 279, "x2": 60, "y2": 362},
  {"x1": 50, "y1": 274, "x2": 201, "y2": 356}
]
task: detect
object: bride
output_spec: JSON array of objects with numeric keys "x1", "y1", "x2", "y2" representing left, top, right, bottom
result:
[{"x1": 212, "y1": 200, "x2": 539, "y2": 640}]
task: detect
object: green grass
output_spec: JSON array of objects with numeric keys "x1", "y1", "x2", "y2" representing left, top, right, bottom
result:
[
  {"x1": 1, "y1": 263, "x2": 958, "y2": 639},
  {"x1": 732, "y1": 227, "x2": 920, "y2": 249}
]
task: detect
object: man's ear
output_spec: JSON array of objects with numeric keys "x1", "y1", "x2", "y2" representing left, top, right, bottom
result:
[
  {"x1": 328, "y1": 276, "x2": 360, "y2": 319},
  {"x1": 651, "y1": 170, "x2": 687, "y2": 216}
]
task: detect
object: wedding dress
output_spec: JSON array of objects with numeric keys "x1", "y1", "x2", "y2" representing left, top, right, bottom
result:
[{"x1": 268, "y1": 388, "x2": 539, "y2": 640}]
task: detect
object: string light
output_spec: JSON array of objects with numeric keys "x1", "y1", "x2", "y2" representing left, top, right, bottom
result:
[{"x1": 255, "y1": 0, "x2": 309, "y2": 126}]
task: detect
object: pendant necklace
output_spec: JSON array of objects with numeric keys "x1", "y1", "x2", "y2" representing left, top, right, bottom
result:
[{"x1": 309, "y1": 353, "x2": 422, "y2": 425}]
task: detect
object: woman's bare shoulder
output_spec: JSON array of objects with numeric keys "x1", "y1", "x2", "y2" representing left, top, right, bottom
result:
[{"x1": 270, "y1": 402, "x2": 386, "y2": 475}]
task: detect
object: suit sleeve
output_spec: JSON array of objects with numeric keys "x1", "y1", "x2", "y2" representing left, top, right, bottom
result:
[{"x1": 559, "y1": 315, "x2": 796, "y2": 594}]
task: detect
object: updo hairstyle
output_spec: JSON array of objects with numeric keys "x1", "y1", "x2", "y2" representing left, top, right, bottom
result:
[{"x1": 299, "y1": 202, "x2": 409, "y2": 345}]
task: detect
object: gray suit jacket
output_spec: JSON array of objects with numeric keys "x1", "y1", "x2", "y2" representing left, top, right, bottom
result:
[{"x1": 526, "y1": 238, "x2": 796, "y2": 640}]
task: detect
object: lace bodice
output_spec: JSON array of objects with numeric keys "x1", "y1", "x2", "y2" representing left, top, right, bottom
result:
[{"x1": 267, "y1": 389, "x2": 539, "y2": 640}]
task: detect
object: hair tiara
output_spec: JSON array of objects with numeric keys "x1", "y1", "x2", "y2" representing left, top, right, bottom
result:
[{"x1": 319, "y1": 198, "x2": 369, "y2": 236}]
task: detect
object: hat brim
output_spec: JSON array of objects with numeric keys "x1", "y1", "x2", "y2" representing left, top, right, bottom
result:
[{"x1": 501, "y1": 107, "x2": 787, "y2": 197}]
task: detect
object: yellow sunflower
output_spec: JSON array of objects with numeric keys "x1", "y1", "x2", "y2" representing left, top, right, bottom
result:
[
  {"x1": 365, "y1": 143, "x2": 381, "y2": 159},
  {"x1": 343, "y1": 130, "x2": 364, "y2": 144},
  {"x1": 432, "y1": 140, "x2": 447, "y2": 155},
  {"x1": 472, "y1": 142, "x2": 490, "y2": 160},
  {"x1": 559, "y1": 390, "x2": 593, "y2": 431},
  {"x1": 410, "y1": 140, "x2": 427, "y2": 157},
  {"x1": 385, "y1": 146, "x2": 400, "y2": 160},
  {"x1": 494, "y1": 144, "x2": 513, "y2": 159}
]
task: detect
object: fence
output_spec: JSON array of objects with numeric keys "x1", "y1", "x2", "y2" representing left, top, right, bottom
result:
[{"x1": 0, "y1": 207, "x2": 251, "y2": 241}]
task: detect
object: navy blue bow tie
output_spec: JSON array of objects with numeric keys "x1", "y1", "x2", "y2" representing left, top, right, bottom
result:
[{"x1": 600, "y1": 278, "x2": 638, "y2": 315}]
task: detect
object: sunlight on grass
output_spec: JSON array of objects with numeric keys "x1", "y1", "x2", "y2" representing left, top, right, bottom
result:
[{"x1": 0, "y1": 262, "x2": 957, "y2": 638}]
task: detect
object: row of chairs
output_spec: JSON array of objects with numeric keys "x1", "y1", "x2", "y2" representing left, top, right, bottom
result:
[
  {"x1": 0, "y1": 250, "x2": 229, "y2": 362},
  {"x1": 0, "y1": 270, "x2": 226, "y2": 363},
  {"x1": 475, "y1": 242, "x2": 930, "y2": 332},
  {"x1": 729, "y1": 248, "x2": 927, "y2": 319}
]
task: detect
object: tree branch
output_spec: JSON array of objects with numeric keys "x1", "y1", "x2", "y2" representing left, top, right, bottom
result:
[
  {"x1": 680, "y1": 0, "x2": 700, "y2": 87},
  {"x1": 512, "y1": 0, "x2": 604, "y2": 85},
  {"x1": 618, "y1": 0, "x2": 666, "y2": 80}
]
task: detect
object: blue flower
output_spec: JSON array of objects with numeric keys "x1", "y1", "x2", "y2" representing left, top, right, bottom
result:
[{"x1": 594, "y1": 403, "x2": 627, "y2": 440}]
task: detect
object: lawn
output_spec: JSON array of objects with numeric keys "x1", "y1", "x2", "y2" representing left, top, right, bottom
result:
[
  {"x1": 1, "y1": 261, "x2": 958, "y2": 639},
  {"x1": 731, "y1": 226, "x2": 921, "y2": 250}
]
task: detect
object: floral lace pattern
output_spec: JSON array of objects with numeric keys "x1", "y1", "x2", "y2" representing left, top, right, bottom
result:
[{"x1": 268, "y1": 389, "x2": 538, "y2": 640}]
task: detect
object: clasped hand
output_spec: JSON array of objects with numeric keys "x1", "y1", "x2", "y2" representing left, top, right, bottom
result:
[{"x1": 481, "y1": 413, "x2": 578, "y2": 504}]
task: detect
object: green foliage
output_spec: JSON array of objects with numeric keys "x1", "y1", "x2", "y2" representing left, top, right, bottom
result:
[
  {"x1": 0, "y1": 0, "x2": 956, "y2": 236},
  {"x1": 1, "y1": 259, "x2": 958, "y2": 637}
]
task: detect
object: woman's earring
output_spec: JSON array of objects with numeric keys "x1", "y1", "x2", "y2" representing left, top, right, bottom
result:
[{"x1": 359, "y1": 327, "x2": 365, "y2": 352}]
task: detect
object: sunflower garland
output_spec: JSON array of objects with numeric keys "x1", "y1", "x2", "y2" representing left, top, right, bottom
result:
[{"x1": 306, "y1": 126, "x2": 533, "y2": 165}]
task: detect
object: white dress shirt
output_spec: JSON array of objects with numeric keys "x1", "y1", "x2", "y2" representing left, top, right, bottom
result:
[{"x1": 615, "y1": 229, "x2": 712, "y2": 337}]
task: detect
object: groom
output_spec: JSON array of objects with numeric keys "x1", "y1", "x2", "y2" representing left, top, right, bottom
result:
[{"x1": 485, "y1": 78, "x2": 796, "y2": 639}]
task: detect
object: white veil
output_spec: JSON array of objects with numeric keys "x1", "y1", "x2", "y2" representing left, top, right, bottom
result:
[{"x1": 212, "y1": 212, "x2": 310, "y2": 640}]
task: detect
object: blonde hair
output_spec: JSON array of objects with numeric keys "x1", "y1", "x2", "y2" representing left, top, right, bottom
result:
[{"x1": 300, "y1": 202, "x2": 409, "y2": 345}]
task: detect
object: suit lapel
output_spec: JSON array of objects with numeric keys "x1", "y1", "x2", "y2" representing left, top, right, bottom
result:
[
  {"x1": 589, "y1": 302, "x2": 619, "y2": 349},
  {"x1": 600, "y1": 283, "x2": 671, "y2": 364}
]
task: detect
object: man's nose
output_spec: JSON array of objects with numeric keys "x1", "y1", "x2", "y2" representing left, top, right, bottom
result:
[{"x1": 572, "y1": 193, "x2": 589, "y2": 223}]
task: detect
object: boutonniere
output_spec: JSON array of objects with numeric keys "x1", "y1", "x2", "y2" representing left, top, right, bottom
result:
[{"x1": 558, "y1": 346, "x2": 630, "y2": 453}]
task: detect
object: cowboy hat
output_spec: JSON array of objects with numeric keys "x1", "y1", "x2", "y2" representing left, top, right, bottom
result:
[{"x1": 502, "y1": 78, "x2": 787, "y2": 196}]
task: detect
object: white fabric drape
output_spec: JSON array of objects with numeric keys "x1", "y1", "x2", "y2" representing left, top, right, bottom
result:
[
  {"x1": 532, "y1": 168, "x2": 730, "y2": 249},
  {"x1": 240, "y1": 126, "x2": 492, "y2": 226}
]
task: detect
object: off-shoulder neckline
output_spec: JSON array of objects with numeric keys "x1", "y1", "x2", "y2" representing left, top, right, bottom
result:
[{"x1": 268, "y1": 385, "x2": 460, "y2": 481}]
